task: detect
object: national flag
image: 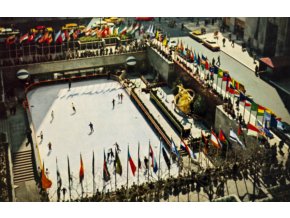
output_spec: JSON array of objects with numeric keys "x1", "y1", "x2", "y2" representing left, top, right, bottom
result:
[
  {"x1": 128, "y1": 146, "x2": 137, "y2": 176},
  {"x1": 47, "y1": 33, "x2": 53, "y2": 44},
  {"x1": 194, "y1": 51, "x2": 198, "y2": 63},
  {"x1": 229, "y1": 129, "x2": 245, "y2": 149},
  {"x1": 190, "y1": 50, "x2": 194, "y2": 62},
  {"x1": 222, "y1": 72, "x2": 230, "y2": 81},
  {"x1": 210, "y1": 130, "x2": 222, "y2": 149},
  {"x1": 67, "y1": 156, "x2": 72, "y2": 189},
  {"x1": 205, "y1": 60, "x2": 209, "y2": 70},
  {"x1": 247, "y1": 123, "x2": 261, "y2": 133},
  {"x1": 232, "y1": 79, "x2": 240, "y2": 90},
  {"x1": 56, "y1": 157, "x2": 62, "y2": 189},
  {"x1": 41, "y1": 162, "x2": 52, "y2": 189},
  {"x1": 162, "y1": 36, "x2": 168, "y2": 47},
  {"x1": 138, "y1": 143, "x2": 142, "y2": 169},
  {"x1": 149, "y1": 144, "x2": 158, "y2": 173},
  {"x1": 197, "y1": 54, "x2": 201, "y2": 65},
  {"x1": 103, "y1": 150, "x2": 110, "y2": 182},
  {"x1": 218, "y1": 68, "x2": 223, "y2": 78},
  {"x1": 79, "y1": 154, "x2": 84, "y2": 183},
  {"x1": 120, "y1": 26, "x2": 127, "y2": 35},
  {"x1": 27, "y1": 33, "x2": 35, "y2": 43},
  {"x1": 92, "y1": 151, "x2": 95, "y2": 177},
  {"x1": 238, "y1": 83, "x2": 246, "y2": 93},
  {"x1": 115, "y1": 148, "x2": 122, "y2": 176},
  {"x1": 257, "y1": 108, "x2": 265, "y2": 116},
  {"x1": 6, "y1": 35, "x2": 16, "y2": 45},
  {"x1": 171, "y1": 138, "x2": 179, "y2": 159},
  {"x1": 218, "y1": 129, "x2": 227, "y2": 142},
  {"x1": 237, "y1": 124, "x2": 243, "y2": 136},
  {"x1": 239, "y1": 92, "x2": 247, "y2": 102},
  {"x1": 201, "y1": 54, "x2": 207, "y2": 61},
  {"x1": 250, "y1": 102, "x2": 258, "y2": 112},
  {"x1": 213, "y1": 65, "x2": 219, "y2": 74},
  {"x1": 19, "y1": 33, "x2": 29, "y2": 44},
  {"x1": 73, "y1": 30, "x2": 79, "y2": 40},
  {"x1": 54, "y1": 30, "x2": 61, "y2": 42},
  {"x1": 180, "y1": 139, "x2": 196, "y2": 159},
  {"x1": 34, "y1": 33, "x2": 43, "y2": 42},
  {"x1": 159, "y1": 140, "x2": 171, "y2": 170},
  {"x1": 69, "y1": 29, "x2": 74, "y2": 36},
  {"x1": 277, "y1": 120, "x2": 284, "y2": 130},
  {"x1": 201, "y1": 131, "x2": 208, "y2": 145}
]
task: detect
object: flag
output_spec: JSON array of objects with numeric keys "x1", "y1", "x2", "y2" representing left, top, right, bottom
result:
[
  {"x1": 257, "y1": 108, "x2": 265, "y2": 116},
  {"x1": 201, "y1": 54, "x2": 207, "y2": 61},
  {"x1": 264, "y1": 110, "x2": 271, "y2": 122},
  {"x1": 19, "y1": 33, "x2": 29, "y2": 44},
  {"x1": 128, "y1": 147, "x2": 136, "y2": 176},
  {"x1": 162, "y1": 36, "x2": 168, "y2": 47},
  {"x1": 218, "y1": 129, "x2": 227, "y2": 142},
  {"x1": 201, "y1": 131, "x2": 208, "y2": 145},
  {"x1": 161, "y1": 141, "x2": 171, "y2": 170},
  {"x1": 92, "y1": 151, "x2": 95, "y2": 177},
  {"x1": 67, "y1": 156, "x2": 72, "y2": 189},
  {"x1": 56, "y1": 158, "x2": 62, "y2": 189},
  {"x1": 79, "y1": 154, "x2": 84, "y2": 183},
  {"x1": 222, "y1": 72, "x2": 230, "y2": 81},
  {"x1": 27, "y1": 33, "x2": 35, "y2": 43},
  {"x1": 218, "y1": 68, "x2": 223, "y2": 78},
  {"x1": 54, "y1": 30, "x2": 61, "y2": 42},
  {"x1": 120, "y1": 26, "x2": 127, "y2": 35},
  {"x1": 277, "y1": 120, "x2": 284, "y2": 130},
  {"x1": 115, "y1": 148, "x2": 122, "y2": 176},
  {"x1": 41, "y1": 162, "x2": 52, "y2": 189},
  {"x1": 171, "y1": 138, "x2": 179, "y2": 159},
  {"x1": 149, "y1": 144, "x2": 158, "y2": 173},
  {"x1": 138, "y1": 143, "x2": 142, "y2": 169},
  {"x1": 229, "y1": 129, "x2": 245, "y2": 149},
  {"x1": 205, "y1": 60, "x2": 209, "y2": 70},
  {"x1": 239, "y1": 92, "x2": 247, "y2": 102},
  {"x1": 180, "y1": 139, "x2": 196, "y2": 159},
  {"x1": 250, "y1": 102, "x2": 258, "y2": 112},
  {"x1": 210, "y1": 130, "x2": 222, "y2": 149},
  {"x1": 103, "y1": 150, "x2": 110, "y2": 182},
  {"x1": 232, "y1": 79, "x2": 240, "y2": 90},
  {"x1": 237, "y1": 124, "x2": 243, "y2": 136},
  {"x1": 213, "y1": 65, "x2": 219, "y2": 74}
]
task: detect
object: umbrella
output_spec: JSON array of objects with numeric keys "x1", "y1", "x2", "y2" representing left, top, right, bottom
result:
[
  {"x1": 126, "y1": 56, "x2": 137, "y2": 66},
  {"x1": 16, "y1": 69, "x2": 29, "y2": 80}
]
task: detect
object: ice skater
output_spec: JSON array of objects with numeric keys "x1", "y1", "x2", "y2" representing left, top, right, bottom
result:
[
  {"x1": 72, "y1": 103, "x2": 76, "y2": 113},
  {"x1": 89, "y1": 122, "x2": 94, "y2": 133},
  {"x1": 62, "y1": 187, "x2": 67, "y2": 201},
  {"x1": 38, "y1": 131, "x2": 43, "y2": 144},
  {"x1": 48, "y1": 142, "x2": 52, "y2": 151},
  {"x1": 120, "y1": 93, "x2": 123, "y2": 104},
  {"x1": 112, "y1": 98, "x2": 115, "y2": 109},
  {"x1": 216, "y1": 55, "x2": 221, "y2": 66},
  {"x1": 51, "y1": 110, "x2": 54, "y2": 121},
  {"x1": 68, "y1": 79, "x2": 72, "y2": 91},
  {"x1": 114, "y1": 142, "x2": 121, "y2": 153}
]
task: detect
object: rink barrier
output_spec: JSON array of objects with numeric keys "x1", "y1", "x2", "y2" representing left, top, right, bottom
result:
[{"x1": 130, "y1": 88, "x2": 172, "y2": 149}]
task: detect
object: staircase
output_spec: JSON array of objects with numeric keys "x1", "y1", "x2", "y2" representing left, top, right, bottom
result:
[{"x1": 12, "y1": 150, "x2": 35, "y2": 184}]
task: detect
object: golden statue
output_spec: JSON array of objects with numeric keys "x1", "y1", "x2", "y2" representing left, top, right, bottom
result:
[{"x1": 174, "y1": 84, "x2": 195, "y2": 115}]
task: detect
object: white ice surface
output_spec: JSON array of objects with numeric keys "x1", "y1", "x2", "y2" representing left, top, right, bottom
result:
[{"x1": 27, "y1": 79, "x2": 178, "y2": 201}]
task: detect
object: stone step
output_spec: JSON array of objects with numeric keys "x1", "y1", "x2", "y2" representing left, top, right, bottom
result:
[
  {"x1": 13, "y1": 150, "x2": 32, "y2": 157},
  {"x1": 14, "y1": 174, "x2": 35, "y2": 184},
  {"x1": 13, "y1": 164, "x2": 34, "y2": 173},
  {"x1": 13, "y1": 155, "x2": 32, "y2": 162}
]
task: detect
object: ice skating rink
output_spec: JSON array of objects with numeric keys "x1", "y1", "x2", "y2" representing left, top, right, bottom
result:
[{"x1": 27, "y1": 79, "x2": 178, "y2": 201}]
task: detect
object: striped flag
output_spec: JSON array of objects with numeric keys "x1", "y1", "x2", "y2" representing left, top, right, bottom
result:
[
  {"x1": 171, "y1": 138, "x2": 179, "y2": 159},
  {"x1": 128, "y1": 146, "x2": 136, "y2": 176},
  {"x1": 41, "y1": 162, "x2": 52, "y2": 189},
  {"x1": 180, "y1": 139, "x2": 196, "y2": 159},
  {"x1": 149, "y1": 144, "x2": 158, "y2": 173},
  {"x1": 229, "y1": 129, "x2": 245, "y2": 149},
  {"x1": 103, "y1": 150, "x2": 110, "y2": 182},
  {"x1": 210, "y1": 130, "x2": 222, "y2": 149},
  {"x1": 161, "y1": 141, "x2": 171, "y2": 170}
]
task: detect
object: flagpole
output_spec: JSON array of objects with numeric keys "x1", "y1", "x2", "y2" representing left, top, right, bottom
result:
[
  {"x1": 215, "y1": 75, "x2": 219, "y2": 92},
  {"x1": 93, "y1": 151, "x2": 95, "y2": 197},
  {"x1": 243, "y1": 101, "x2": 246, "y2": 120},
  {"x1": 221, "y1": 79, "x2": 224, "y2": 98},
  {"x1": 158, "y1": 137, "x2": 161, "y2": 181},
  {"x1": 114, "y1": 148, "x2": 117, "y2": 192},
  {"x1": 147, "y1": 141, "x2": 150, "y2": 183},
  {"x1": 67, "y1": 156, "x2": 72, "y2": 201},
  {"x1": 137, "y1": 142, "x2": 140, "y2": 188},
  {"x1": 127, "y1": 144, "x2": 129, "y2": 198}
]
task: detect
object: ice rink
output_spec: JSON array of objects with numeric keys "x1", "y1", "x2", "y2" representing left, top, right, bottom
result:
[{"x1": 27, "y1": 79, "x2": 178, "y2": 201}]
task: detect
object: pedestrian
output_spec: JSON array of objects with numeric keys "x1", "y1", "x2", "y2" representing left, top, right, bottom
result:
[
  {"x1": 57, "y1": 187, "x2": 61, "y2": 202},
  {"x1": 89, "y1": 122, "x2": 94, "y2": 133},
  {"x1": 72, "y1": 103, "x2": 76, "y2": 113},
  {"x1": 112, "y1": 98, "x2": 115, "y2": 109},
  {"x1": 68, "y1": 79, "x2": 71, "y2": 91},
  {"x1": 222, "y1": 38, "x2": 226, "y2": 47},
  {"x1": 216, "y1": 55, "x2": 221, "y2": 66},
  {"x1": 118, "y1": 94, "x2": 120, "y2": 101},
  {"x1": 144, "y1": 156, "x2": 149, "y2": 169},
  {"x1": 255, "y1": 65, "x2": 259, "y2": 77},
  {"x1": 48, "y1": 142, "x2": 52, "y2": 151},
  {"x1": 62, "y1": 187, "x2": 67, "y2": 201},
  {"x1": 46, "y1": 168, "x2": 49, "y2": 178},
  {"x1": 114, "y1": 142, "x2": 121, "y2": 152},
  {"x1": 26, "y1": 127, "x2": 32, "y2": 146},
  {"x1": 120, "y1": 93, "x2": 123, "y2": 104},
  {"x1": 39, "y1": 131, "x2": 43, "y2": 143},
  {"x1": 231, "y1": 39, "x2": 235, "y2": 48}
]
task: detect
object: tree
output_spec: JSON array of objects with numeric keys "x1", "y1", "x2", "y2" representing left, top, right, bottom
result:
[{"x1": 192, "y1": 95, "x2": 206, "y2": 116}]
